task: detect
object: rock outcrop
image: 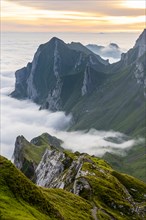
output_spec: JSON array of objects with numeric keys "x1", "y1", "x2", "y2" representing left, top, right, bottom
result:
[{"x1": 12, "y1": 133, "x2": 146, "y2": 220}]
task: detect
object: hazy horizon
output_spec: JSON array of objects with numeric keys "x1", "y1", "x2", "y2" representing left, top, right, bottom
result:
[{"x1": 1, "y1": 31, "x2": 141, "y2": 48}]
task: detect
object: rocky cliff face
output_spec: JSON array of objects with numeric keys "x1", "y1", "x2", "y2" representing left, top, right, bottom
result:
[
  {"x1": 13, "y1": 133, "x2": 63, "y2": 181},
  {"x1": 13, "y1": 133, "x2": 146, "y2": 220},
  {"x1": 112, "y1": 29, "x2": 146, "y2": 96},
  {"x1": 11, "y1": 37, "x2": 108, "y2": 111},
  {"x1": 0, "y1": 155, "x2": 93, "y2": 220},
  {"x1": 134, "y1": 28, "x2": 146, "y2": 58},
  {"x1": 133, "y1": 30, "x2": 146, "y2": 96}
]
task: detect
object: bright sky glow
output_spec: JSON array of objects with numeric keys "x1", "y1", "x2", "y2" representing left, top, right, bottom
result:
[
  {"x1": 123, "y1": 0, "x2": 145, "y2": 9},
  {"x1": 1, "y1": 0, "x2": 146, "y2": 32}
]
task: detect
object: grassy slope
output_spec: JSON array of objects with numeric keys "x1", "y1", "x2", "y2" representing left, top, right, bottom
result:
[
  {"x1": 103, "y1": 144, "x2": 146, "y2": 182},
  {"x1": 80, "y1": 156, "x2": 146, "y2": 220},
  {"x1": 0, "y1": 156, "x2": 55, "y2": 220},
  {"x1": 70, "y1": 63, "x2": 145, "y2": 137},
  {"x1": 0, "y1": 156, "x2": 93, "y2": 220},
  {"x1": 21, "y1": 133, "x2": 63, "y2": 165},
  {"x1": 42, "y1": 188, "x2": 92, "y2": 220},
  {"x1": 1, "y1": 154, "x2": 146, "y2": 220},
  {"x1": 15, "y1": 134, "x2": 146, "y2": 220}
]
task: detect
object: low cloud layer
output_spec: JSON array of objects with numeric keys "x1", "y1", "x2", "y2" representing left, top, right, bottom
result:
[
  {"x1": 86, "y1": 43, "x2": 126, "y2": 63},
  {"x1": 57, "y1": 129, "x2": 143, "y2": 157},
  {"x1": 1, "y1": 71, "x2": 144, "y2": 159}
]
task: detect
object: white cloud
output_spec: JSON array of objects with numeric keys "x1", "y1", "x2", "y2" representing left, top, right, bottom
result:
[
  {"x1": 57, "y1": 129, "x2": 143, "y2": 156},
  {"x1": 1, "y1": 71, "x2": 144, "y2": 159},
  {"x1": 86, "y1": 43, "x2": 126, "y2": 63}
]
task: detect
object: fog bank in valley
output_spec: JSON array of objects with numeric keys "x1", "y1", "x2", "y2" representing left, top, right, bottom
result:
[{"x1": 1, "y1": 72, "x2": 143, "y2": 159}]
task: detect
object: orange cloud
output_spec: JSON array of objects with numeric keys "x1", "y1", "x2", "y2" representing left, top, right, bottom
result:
[{"x1": 1, "y1": 0, "x2": 145, "y2": 32}]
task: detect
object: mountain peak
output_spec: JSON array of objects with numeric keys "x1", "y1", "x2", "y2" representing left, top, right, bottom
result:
[
  {"x1": 49, "y1": 36, "x2": 65, "y2": 45},
  {"x1": 134, "y1": 29, "x2": 146, "y2": 57},
  {"x1": 109, "y1": 43, "x2": 119, "y2": 49},
  {"x1": 41, "y1": 36, "x2": 66, "y2": 49},
  {"x1": 135, "y1": 29, "x2": 146, "y2": 46}
]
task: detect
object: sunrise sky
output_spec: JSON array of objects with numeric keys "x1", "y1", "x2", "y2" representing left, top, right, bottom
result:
[{"x1": 1, "y1": 0, "x2": 146, "y2": 32}]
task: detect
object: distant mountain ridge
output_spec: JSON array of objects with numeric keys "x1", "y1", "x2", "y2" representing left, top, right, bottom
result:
[{"x1": 11, "y1": 29, "x2": 146, "y2": 136}]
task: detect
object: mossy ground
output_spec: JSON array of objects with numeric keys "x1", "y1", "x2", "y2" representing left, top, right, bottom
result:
[
  {"x1": 21, "y1": 137, "x2": 51, "y2": 165},
  {"x1": 80, "y1": 156, "x2": 146, "y2": 220},
  {"x1": 1, "y1": 147, "x2": 146, "y2": 220},
  {"x1": 0, "y1": 156, "x2": 93, "y2": 220},
  {"x1": 42, "y1": 188, "x2": 92, "y2": 220},
  {"x1": 103, "y1": 144, "x2": 146, "y2": 182}
]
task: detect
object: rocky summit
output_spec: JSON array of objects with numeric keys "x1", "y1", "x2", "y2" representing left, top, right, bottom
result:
[
  {"x1": 11, "y1": 37, "x2": 108, "y2": 110},
  {"x1": 10, "y1": 132, "x2": 146, "y2": 220},
  {"x1": 11, "y1": 30, "x2": 146, "y2": 137}
]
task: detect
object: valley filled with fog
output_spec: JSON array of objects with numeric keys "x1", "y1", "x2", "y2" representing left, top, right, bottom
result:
[{"x1": 1, "y1": 32, "x2": 143, "y2": 159}]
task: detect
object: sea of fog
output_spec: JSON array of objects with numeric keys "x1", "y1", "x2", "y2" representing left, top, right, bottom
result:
[{"x1": 1, "y1": 32, "x2": 143, "y2": 159}]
